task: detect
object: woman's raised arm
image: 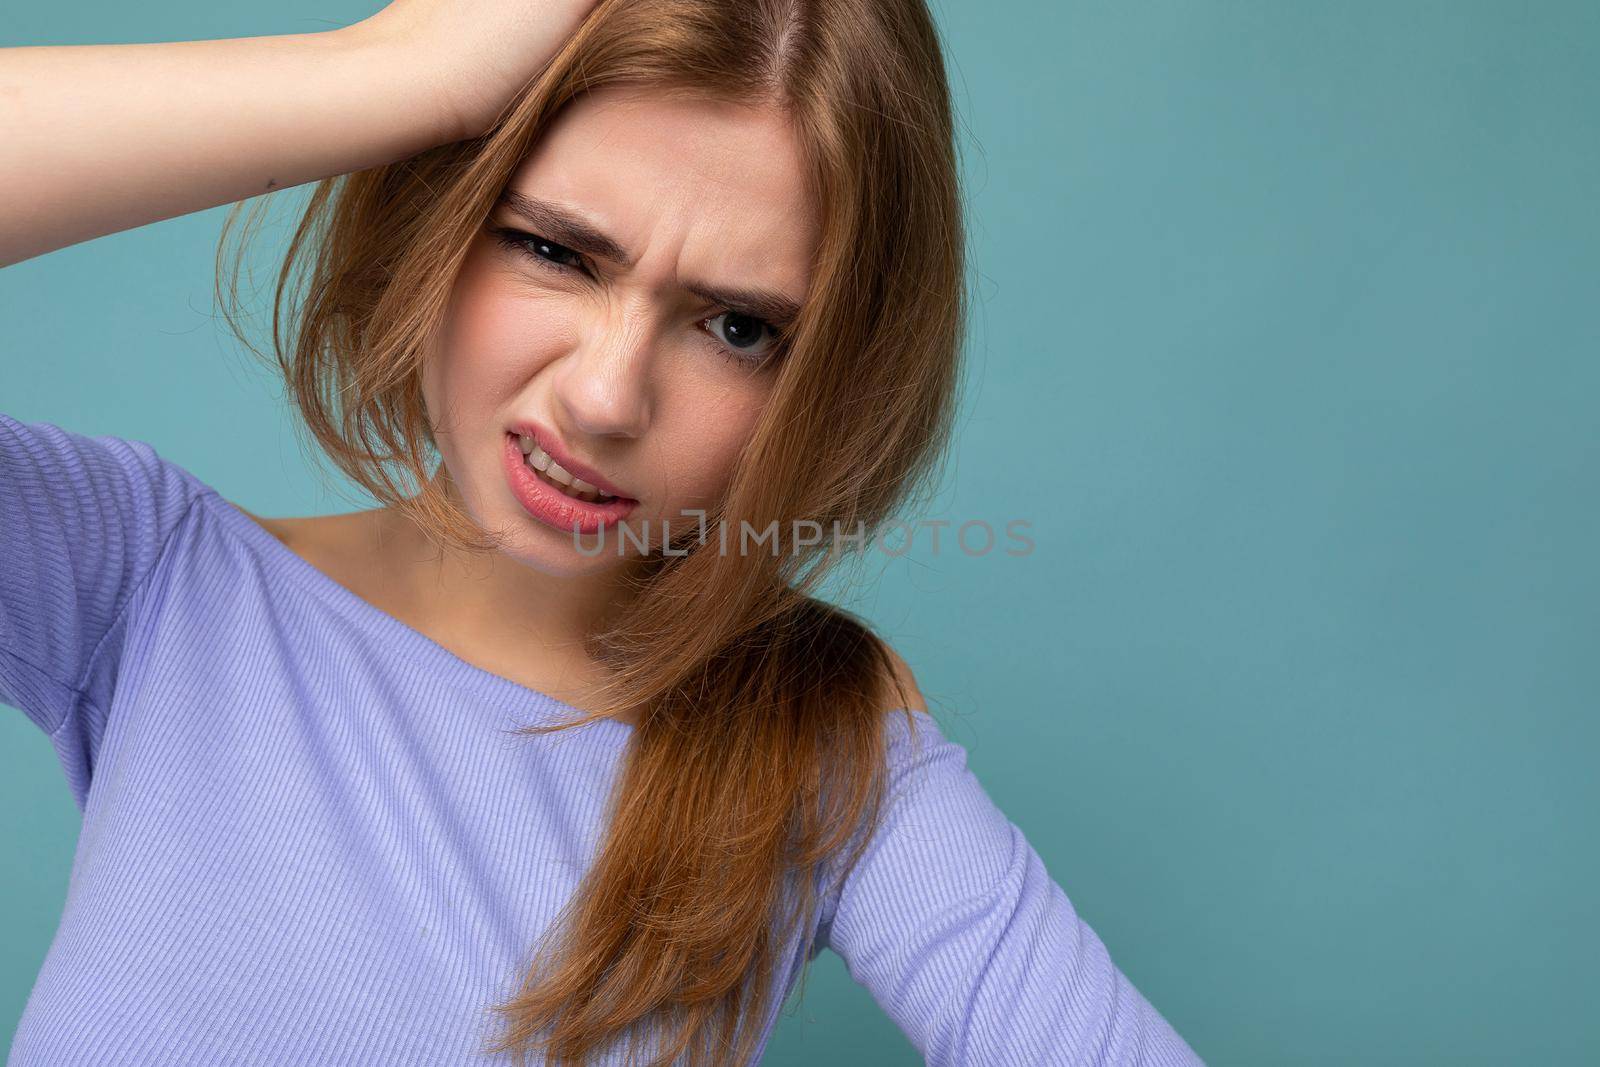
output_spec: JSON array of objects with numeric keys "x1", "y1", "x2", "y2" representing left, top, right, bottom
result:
[{"x1": 0, "y1": 0, "x2": 597, "y2": 268}]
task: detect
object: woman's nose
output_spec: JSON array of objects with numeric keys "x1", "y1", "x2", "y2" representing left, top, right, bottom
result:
[{"x1": 551, "y1": 305, "x2": 655, "y2": 439}]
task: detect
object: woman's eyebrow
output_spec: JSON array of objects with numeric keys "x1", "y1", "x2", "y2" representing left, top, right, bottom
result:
[
  {"x1": 497, "y1": 189, "x2": 633, "y2": 265},
  {"x1": 495, "y1": 189, "x2": 803, "y2": 328},
  {"x1": 683, "y1": 281, "x2": 800, "y2": 330}
]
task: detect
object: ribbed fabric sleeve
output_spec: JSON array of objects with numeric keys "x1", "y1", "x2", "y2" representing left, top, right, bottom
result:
[
  {"x1": 0, "y1": 413, "x2": 206, "y2": 802},
  {"x1": 817, "y1": 711, "x2": 1203, "y2": 1065},
  {"x1": 2, "y1": 413, "x2": 1203, "y2": 1065}
]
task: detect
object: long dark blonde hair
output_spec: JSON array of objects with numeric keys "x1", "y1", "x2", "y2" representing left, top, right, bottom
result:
[{"x1": 215, "y1": 0, "x2": 966, "y2": 1062}]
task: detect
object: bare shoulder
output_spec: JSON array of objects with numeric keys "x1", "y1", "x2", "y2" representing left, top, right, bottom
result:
[
  {"x1": 232, "y1": 505, "x2": 291, "y2": 546},
  {"x1": 226, "y1": 504, "x2": 373, "y2": 568},
  {"x1": 877, "y1": 641, "x2": 927, "y2": 714}
]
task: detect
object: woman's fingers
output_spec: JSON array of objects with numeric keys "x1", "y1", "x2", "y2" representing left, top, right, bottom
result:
[{"x1": 347, "y1": 0, "x2": 601, "y2": 141}]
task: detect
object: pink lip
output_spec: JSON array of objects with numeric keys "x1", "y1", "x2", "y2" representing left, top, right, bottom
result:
[
  {"x1": 503, "y1": 432, "x2": 639, "y2": 536},
  {"x1": 507, "y1": 421, "x2": 633, "y2": 500}
]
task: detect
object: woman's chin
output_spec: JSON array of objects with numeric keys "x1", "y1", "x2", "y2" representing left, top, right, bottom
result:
[{"x1": 496, "y1": 520, "x2": 651, "y2": 578}]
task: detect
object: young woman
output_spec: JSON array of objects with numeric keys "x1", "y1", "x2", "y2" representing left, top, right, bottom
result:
[{"x1": 1, "y1": 1, "x2": 1204, "y2": 1064}]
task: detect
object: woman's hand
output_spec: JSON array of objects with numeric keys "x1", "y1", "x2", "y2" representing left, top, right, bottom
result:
[{"x1": 345, "y1": 0, "x2": 601, "y2": 142}]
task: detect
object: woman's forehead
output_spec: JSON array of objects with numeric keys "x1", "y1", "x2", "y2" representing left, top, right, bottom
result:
[{"x1": 503, "y1": 86, "x2": 819, "y2": 297}]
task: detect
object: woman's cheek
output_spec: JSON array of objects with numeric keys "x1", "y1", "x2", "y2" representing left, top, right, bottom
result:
[
  {"x1": 654, "y1": 390, "x2": 772, "y2": 516},
  {"x1": 443, "y1": 288, "x2": 578, "y2": 403}
]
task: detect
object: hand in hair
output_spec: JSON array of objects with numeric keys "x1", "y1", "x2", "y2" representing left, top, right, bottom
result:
[{"x1": 348, "y1": 0, "x2": 601, "y2": 142}]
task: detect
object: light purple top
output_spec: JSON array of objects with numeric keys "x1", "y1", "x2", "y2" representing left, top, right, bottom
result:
[{"x1": 1, "y1": 411, "x2": 1203, "y2": 1065}]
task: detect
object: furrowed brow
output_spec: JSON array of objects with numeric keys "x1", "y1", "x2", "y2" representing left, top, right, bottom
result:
[
  {"x1": 495, "y1": 189, "x2": 634, "y2": 266},
  {"x1": 496, "y1": 189, "x2": 805, "y2": 327},
  {"x1": 683, "y1": 282, "x2": 802, "y2": 330}
]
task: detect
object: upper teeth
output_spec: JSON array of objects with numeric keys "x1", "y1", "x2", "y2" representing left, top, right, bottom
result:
[{"x1": 517, "y1": 434, "x2": 614, "y2": 499}]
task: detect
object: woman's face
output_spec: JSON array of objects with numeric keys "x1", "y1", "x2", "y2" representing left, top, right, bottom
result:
[{"x1": 423, "y1": 85, "x2": 819, "y2": 576}]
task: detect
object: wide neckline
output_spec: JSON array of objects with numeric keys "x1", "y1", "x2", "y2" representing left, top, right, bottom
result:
[{"x1": 195, "y1": 488, "x2": 636, "y2": 746}]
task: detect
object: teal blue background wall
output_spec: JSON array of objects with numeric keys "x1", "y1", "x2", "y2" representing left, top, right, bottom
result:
[{"x1": 4, "y1": 2, "x2": 1598, "y2": 1062}]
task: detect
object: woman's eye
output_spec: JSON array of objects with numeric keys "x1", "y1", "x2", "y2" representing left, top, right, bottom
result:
[
  {"x1": 526, "y1": 236, "x2": 585, "y2": 270},
  {"x1": 704, "y1": 310, "x2": 780, "y2": 362},
  {"x1": 490, "y1": 226, "x2": 586, "y2": 273}
]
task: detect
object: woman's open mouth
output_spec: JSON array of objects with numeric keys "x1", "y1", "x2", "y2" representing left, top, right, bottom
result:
[
  {"x1": 502, "y1": 432, "x2": 639, "y2": 536},
  {"x1": 516, "y1": 433, "x2": 616, "y2": 503}
]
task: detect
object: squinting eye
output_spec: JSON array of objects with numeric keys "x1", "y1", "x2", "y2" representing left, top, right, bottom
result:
[
  {"x1": 525, "y1": 236, "x2": 584, "y2": 269},
  {"x1": 704, "y1": 310, "x2": 780, "y2": 361},
  {"x1": 488, "y1": 226, "x2": 586, "y2": 272}
]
